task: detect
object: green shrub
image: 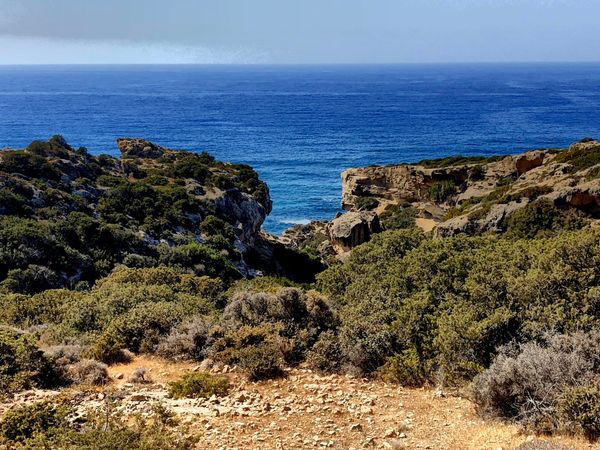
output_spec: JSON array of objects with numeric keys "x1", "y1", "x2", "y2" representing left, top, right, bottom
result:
[
  {"x1": 0, "y1": 328, "x2": 60, "y2": 392},
  {"x1": 353, "y1": 196, "x2": 379, "y2": 211},
  {"x1": 212, "y1": 325, "x2": 285, "y2": 381},
  {"x1": 505, "y1": 199, "x2": 585, "y2": 238},
  {"x1": 554, "y1": 142, "x2": 600, "y2": 173},
  {"x1": 379, "y1": 204, "x2": 417, "y2": 230},
  {"x1": 559, "y1": 385, "x2": 600, "y2": 439},
  {"x1": 87, "y1": 301, "x2": 185, "y2": 363},
  {"x1": 167, "y1": 372, "x2": 230, "y2": 399},
  {"x1": 377, "y1": 349, "x2": 426, "y2": 386},
  {"x1": 235, "y1": 343, "x2": 285, "y2": 381},
  {"x1": 416, "y1": 155, "x2": 505, "y2": 168},
  {"x1": 1, "y1": 400, "x2": 197, "y2": 449},
  {"x1": 200, "y1": 215, "x2": 235, "y2": 240},
  {"x1": 222, "y1": 288, "x2": 335, "y2": 364},
  {"x1": 0, "y1": 401, "x2": 70, "y2": 442},
  {"x1": 317, "y1": 228, "x2": 600, "y2": 384},
  {"x1": 306, "y1": 330, "x2": 343, "y2": 373},
  {"x1": 426, "y1": 180, "x2": 457, "y2": 203}
]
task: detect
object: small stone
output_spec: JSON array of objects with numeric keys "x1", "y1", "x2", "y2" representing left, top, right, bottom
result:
[
  {"x1": 384, "y1": 428, "x2": 397, "y2": 438},
  {"x1": 360, "y1": 406, "x2": 373, "y2": 414},
  {"x1": 115, "y1": 373, "x2": 124, "y2": 380},
  {"x1": 350, "y1": 423, "x2": 363, "y2": 432}
]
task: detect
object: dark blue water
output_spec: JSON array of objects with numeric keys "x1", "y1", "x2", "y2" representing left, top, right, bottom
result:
[{"x1": 1, "y1": 63, "x2": 600, "y2": 234}]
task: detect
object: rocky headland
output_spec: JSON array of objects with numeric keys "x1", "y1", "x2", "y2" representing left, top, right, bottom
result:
[{"x1": 282, "y1": 139, "x2": 600, "y2": 262}]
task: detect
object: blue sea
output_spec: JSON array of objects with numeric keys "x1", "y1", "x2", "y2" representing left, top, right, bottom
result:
[{"x1": 1, "y1": 63, "x2": 600, "y2": 234}]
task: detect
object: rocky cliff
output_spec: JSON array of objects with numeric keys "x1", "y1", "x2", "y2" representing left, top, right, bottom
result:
[
  {"x1": 0, "y1": 136, "x2": 320, "y2": 293},
  {"x1": 340, "y1": 139, "x2": 600, "y2": 237}
]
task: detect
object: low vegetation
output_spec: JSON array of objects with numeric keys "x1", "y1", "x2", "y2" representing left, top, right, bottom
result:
[
  {"x1": 0, "y1": 400, "x2": 197, "y2": 449},
  {"x1": 167, "y1": 372, "x2": 230, "y2": 399},
  {"x1": 1, "y1": 135, "x2": 600, "y2": 443}
]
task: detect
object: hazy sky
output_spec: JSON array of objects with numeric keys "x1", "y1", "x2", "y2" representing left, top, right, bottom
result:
[{"x1": 1, "y1": 0, "x2": 599, "y2": 64}]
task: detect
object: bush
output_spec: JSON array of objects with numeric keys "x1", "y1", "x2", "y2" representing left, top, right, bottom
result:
[
  {"x1": 222, "y1": 288, "x2": 334, "y2": 364},
  {"x1": 129, "y1": 367, "x2": 150, "y2": 384},
  {"x1": 212, "y1": 325, "x2": 285, "y2": 381},
  {"x1": 87, "y1": 301, "x2": 185, "y2": 363},
  {"x1": 69, "y1": 359, "x2": 109, "y2": 386},
  {"x1": 377, "y1": 349, "x2": 426, "y2": 387},
  {"x1": 156, "y1": 316, "x2": 215, "y2": 361},
  {"x1": 167, "y1": 372, "x2": 230, "y2": 399},
  {"x1": 379, "y1": 204, "x2": 417, "y2": 230},
  {"x1": 554, "y1": 142, "x2": 600, "y2": 173},
  {"x1": 426, "y1": 180, "x2": 457, "y2": 203},
  {"x1": 1, "y1": 400, "x2": 197, "y2": 449},
  {"x1": 0, "y1": 328, "x2": 60, "y2": 392},
  {"x1": 0, "y1": 401, "x2": 70, "y2": 442},
  {"x1": 235, "y1": 344, "x2": 285, "y2": 381},
  {"x1": 472, "y1": 330, "x2": 600, "y2": 433},
  {"x1": 317, "y1": 228, "x2": 600, "y2": 383},
  {"x1": 353, "y1": 196, "x2": 379, "y2": 211},
  {"x1": 505, "y1": 199, "x2": 585, "y2": 238},
  {"x1": 306, "y1": 331, "x2": 343, "y2": 373},
  {"x1": 558, "y1": 385, "x2": 600, "y2": 439}
]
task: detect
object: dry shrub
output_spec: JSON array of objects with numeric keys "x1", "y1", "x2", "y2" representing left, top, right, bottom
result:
[
  {"x1": 156, "y1": 317, "x2": 215, "y2": 361},
  {"x1": 69, "y1": 359, "x2": 109, "y2": 386},
  {"x1": 128, "y1": 367, "x2": 150, "y2": 384},
  {"x1": 472, "y1": 330, "x2": 600, "y2": 433},
  {"x1": 43, "y1": 345, "x2": 81, "y2": 366}
]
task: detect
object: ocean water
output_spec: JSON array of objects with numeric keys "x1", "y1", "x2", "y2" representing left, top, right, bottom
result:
[{"x1": 1, "y1": 63, "x2": 600, "y2": 234}]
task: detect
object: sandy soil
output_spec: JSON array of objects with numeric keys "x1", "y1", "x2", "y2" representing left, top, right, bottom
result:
[{"x1": 1, "y1": 356, "x2": 594, "y2": 450}]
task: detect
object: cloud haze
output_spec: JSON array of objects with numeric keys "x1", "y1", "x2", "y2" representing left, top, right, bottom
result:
[{"x1": 0, "y1": 0, "x2": 598, "y2": 63}]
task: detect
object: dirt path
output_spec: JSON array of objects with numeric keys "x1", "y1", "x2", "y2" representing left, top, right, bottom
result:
[{"x1": 2, "y1": 356, "x2": 594, "y2": 450}]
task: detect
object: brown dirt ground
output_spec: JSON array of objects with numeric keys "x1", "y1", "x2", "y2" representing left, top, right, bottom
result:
[{"x1": 105, "y1": 357, "x2": 594, "y2": 450}]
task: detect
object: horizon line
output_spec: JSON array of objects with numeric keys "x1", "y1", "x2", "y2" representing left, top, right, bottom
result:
[{"x1": 2, "y1": 61, "x2": 600, "y2": 67}]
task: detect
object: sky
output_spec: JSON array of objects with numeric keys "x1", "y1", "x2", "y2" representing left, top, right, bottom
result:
[{"x1": 1, "y1": 0, "x2": 599, "y2": 64}]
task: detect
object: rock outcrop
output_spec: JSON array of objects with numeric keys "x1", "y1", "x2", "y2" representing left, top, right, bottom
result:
[
  {"x1": 340, "y1": 139, "x2": 600, "y2": 238},
  {"x1": 327, "y1": 211, "x2": 381, "y2": 253}
]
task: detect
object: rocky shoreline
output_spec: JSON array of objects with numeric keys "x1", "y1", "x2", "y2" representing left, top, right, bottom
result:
[{"x1": 280, "y1": 139, "x2": 600, "y2": 261}]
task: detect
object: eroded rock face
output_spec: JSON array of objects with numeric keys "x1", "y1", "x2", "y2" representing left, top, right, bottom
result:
[
  {"x1": 515, "y1": 150, "x2": 545, "y2": 175},
  {"x1": 214, "y1": 189, "x2": 270, "y2": 243},
  {"x1": 117, "y1": 138, "x2": 167, "y2": 159},
  {"x1": 341, "y1": 165, "x2": 475, "y2": 210},
  {"x1": 340, "y1": 140, "x2": 600, "y2": 238},
  {"x1": 327, "y1": 211, "x2": 381, "y2": 253}
]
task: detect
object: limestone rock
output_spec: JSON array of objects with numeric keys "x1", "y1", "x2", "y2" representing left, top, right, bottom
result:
[
  {"x1": 327, "y1": 211, "x2": 381, "y2": 253},
  {"x1": 515, "y1": 150, "x2": 545, "y2": 174}
]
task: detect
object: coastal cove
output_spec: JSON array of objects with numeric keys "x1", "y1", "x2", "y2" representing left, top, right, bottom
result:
[{"x1": 2, "y1": 63, "x2": 600, "y2": 233}]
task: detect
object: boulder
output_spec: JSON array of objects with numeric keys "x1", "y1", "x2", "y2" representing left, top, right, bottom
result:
[
  {"x1": 327, "y1": 211, "x2": 381, "y2": 253},
  {"x1": 515, "y1": 150, "x2": 545, "y2": 175}
]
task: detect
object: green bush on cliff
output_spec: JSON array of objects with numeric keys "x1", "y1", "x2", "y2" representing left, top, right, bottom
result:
[
  {"x1": 353, "y1": 196, "x2": 379, "y2": 211},
  {"x1": 505, "y1": 199, "x2": 585, "y2": 238},
  {"x1": 426, "y1": 180, "x2": 457, "y2": 203},
  {"x1": 379, "y1": 204, "x2": 417, "y2": 230},
  {"x1": 0, "y1": 137, "x2": 271, "y2": 294},
  {"x1": 554, "y1": 142, "x2": 600, "y2": 173}
]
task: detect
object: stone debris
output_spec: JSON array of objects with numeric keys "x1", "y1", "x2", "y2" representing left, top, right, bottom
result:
[{"x1": 0, "y1": 363, "x2": 587, "y2": 450}]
